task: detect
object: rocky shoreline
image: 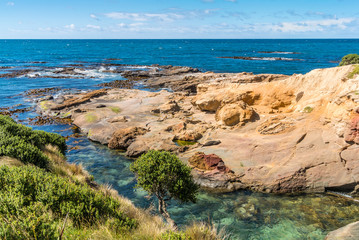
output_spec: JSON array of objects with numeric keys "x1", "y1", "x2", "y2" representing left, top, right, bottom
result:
[{"x1": 34, "y1": 63, "x2": 359, "y2": 196}]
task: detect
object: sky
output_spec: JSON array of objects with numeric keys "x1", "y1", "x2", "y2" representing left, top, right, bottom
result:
[{"x1": 1, "y1": 0, "x2": 359, "y2": 39}]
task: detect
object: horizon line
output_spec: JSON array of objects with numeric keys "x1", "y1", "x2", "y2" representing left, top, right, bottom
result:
[{"x1": 0, "y1": 38, "x2": 359, "y2": 40}]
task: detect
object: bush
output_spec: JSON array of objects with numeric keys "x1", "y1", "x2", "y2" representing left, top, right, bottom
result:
[
  {"x1": 339, "y1": 54, "x2": 359, "y2": 66},
  {"x1": 0, "y1": 165, "x2": 136, "y2": 239},
  {"x1": 0, "y1": 115, "x2": 67, "y2": 169}
]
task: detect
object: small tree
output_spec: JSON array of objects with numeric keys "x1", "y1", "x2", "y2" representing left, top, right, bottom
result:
[{"x1": 130, "y1": 150, "x2": 199, "y2": 229}]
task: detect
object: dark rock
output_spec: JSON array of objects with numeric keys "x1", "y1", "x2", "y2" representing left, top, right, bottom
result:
[
  {"x1": 96, "y1": 104, "x2": 107, "y2": 108},
  {"x1": 203, "y1": 140, "x2": 221, "y2": 147}
]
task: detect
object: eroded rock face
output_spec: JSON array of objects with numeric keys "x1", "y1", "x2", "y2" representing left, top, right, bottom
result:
[
  {"x1": 108, "y1": 127, "x2": 148, "y2": 150},
  {"x1": 344, "y1": 115, "x2": 359, "y2": 144}
]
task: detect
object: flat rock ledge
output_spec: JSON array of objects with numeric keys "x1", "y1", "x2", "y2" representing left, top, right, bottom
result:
[
  {"x1": 325, "y1": 221, "x2": 359, "y2": 240},
  {"x1": 37, "y1": 65, "x2": 359, "y2": 194}
]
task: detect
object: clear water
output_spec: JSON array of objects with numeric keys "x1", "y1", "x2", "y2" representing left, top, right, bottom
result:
[{"x1": 2, "y1": 39, "x2": 359, "y2": 239}]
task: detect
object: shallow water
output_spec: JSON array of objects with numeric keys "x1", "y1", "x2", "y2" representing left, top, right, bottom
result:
[
  {"x1": 60, "y1": 138, "x2": 359, "y2": 239},
  {"x1": 2, "y1": 39, "x2": 359, "y2": 239}
]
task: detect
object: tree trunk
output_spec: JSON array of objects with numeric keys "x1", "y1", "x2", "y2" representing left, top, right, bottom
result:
[{"x1": 158, "y1": 197, "x2": 178, "y2": 230}]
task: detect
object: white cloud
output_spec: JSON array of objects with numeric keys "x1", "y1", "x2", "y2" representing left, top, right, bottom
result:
[
  {"x1": 7, "y1": 2, "x2": 14, "y2": 6},
  {"x1": 270, "y1": 18, "x2": 355, "y2": 32},
  {"x1": 90, "y1": 14, "x2": 99, "y2": 20},
  {"x1": 105, "y1": 12, "x2": 184, "y2": 22},
  {"x1": 86, "y1": 24, "x2": 101, "y2": 30},
  {"x1": 64, "y1": 24, "x2": 75, "y2": 30}
]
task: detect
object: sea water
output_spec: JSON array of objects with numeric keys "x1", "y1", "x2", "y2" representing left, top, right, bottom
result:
[{"x1": 1, "y1": 39, "x2": 359, "y2": 239}]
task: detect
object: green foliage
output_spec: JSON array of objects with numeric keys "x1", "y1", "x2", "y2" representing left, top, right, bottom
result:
[
  {"x1": 0, "y1": 165, "x2": 136, "y2": 239},
  {"x1": 339, "y1": 54, "x2": 359, "y2": 66},
  {"x1": 159, "y1": 231, "x2": 190, "y2": 240},
  {"x1": 347, "y1": 65, "x2": 359, "y2": 79},
  {"x1": 0, "y1": 115, "x2": 66, "y2": 169},
  {"x1": 0, "y1": 200, "x2": 58, "y2": 239},
  {"x1": 130, "y1": 150, "x2": 198, "y2": 204}
]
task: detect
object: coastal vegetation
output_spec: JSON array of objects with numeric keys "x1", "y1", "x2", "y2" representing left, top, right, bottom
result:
[
  {"x1": 0, "y1": 115, "x2": 223, "y2": 239},
  {"x1": 130, "y1": 150, "x2": 199, "y2": 229},
  {"x1": 347, "y1": 65, "x2": 359, "y2": 79},
  {"x1": 339, "y1": 53, "x2": 359, "y2": 66}
]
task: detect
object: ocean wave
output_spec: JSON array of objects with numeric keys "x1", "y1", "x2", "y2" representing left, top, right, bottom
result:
[
  {"x1": 258, "y1": 51, "x2": 300, "y2": 54},
  {"x1": 218, "y1": 56, "x2": 302, "y2": 61}
]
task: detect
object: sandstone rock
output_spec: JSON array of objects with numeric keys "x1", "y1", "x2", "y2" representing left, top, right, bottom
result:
[
  {"x1": 257, "y1": 116, "x2": 294, "y2": 135},
  {"x1": 325, "y1": 221, "x2": 359, "y2": 240},
  {"x1": 161, "y1": 100, "x2": 181, "y2": 113},
  {"x1": 344, "y1": 115, "x2": 359, "y2": 144},
  {"x1": 188, "y1": 152, "x2": 232, "y2": 173},
  {"x1": 125, "y1": 140, "x2": 149, "y2": 158},
  {"x1": 175, "y1": 130, "x2": 202, "y2": 141},
  {"x1": 194, "y1": 95, "x2": 221, "y2": 112},
  {"x1": 108, "y1": 116, "x2": 128, "y2": 123},
  {"x1": 191, "y1": 169, "x2": 242, "y2": 192},
  {"x1": 165, "y1": 122, "x2": 187, "y2": 133},
  {"x1": 108, "y1": 127, "x2": 148, "y2": 150},
  {"x1": 215, "y1": 102, "x2": 254, "y2": 126}
]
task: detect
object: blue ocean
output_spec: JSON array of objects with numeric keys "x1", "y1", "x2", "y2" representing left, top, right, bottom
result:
[{"x1": 1, "y1": 39, "x2": 359, "y2": 239}]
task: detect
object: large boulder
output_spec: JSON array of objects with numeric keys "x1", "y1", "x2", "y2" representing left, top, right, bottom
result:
[
  {"x1": 215, "y1": 102, "x2": 254, "y2": 126},
  {"x1": 108, "y1": 127, "x2": 148, "y2": 149},
  {"x1": 188, "y1": 152, "x2": 232, "y2": 173},
  {"x1": 194, "y1": 94, "x2": 221, "y2": 112}
]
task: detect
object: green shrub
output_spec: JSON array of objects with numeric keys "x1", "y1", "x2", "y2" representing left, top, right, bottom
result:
[
  {"x1": 0, "y1": 115, "x2": 67, "y2": 169},
  {"x1": 159, "y1": 231, "x2": 190, "y2": 240},
  {"x1": 339, "y1": 54, "x2": 359, "y2": 66},
  {"x1": 0, "y1": 200, "x2": 58, "y2": 239},
  {"x1": 0, "y1": 165, "x2": 136, "y2": 239}
]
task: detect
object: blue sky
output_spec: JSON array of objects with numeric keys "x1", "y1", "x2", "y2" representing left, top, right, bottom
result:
[{"x1": 1, "y1": 0, "x2": 359, "y2": 38}]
